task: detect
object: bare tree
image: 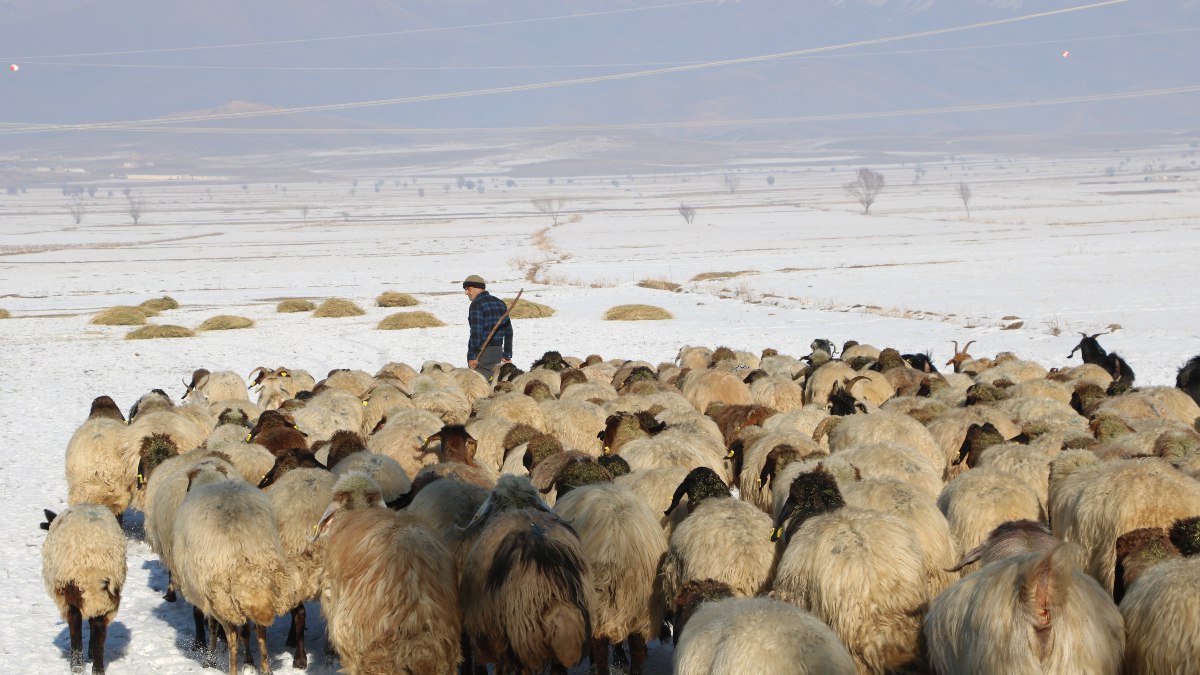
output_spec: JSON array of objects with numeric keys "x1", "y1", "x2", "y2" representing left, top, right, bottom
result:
[
  {"x1": 67, "y1": 195, "x2": 86, "y2": 224},
  {"x1": 127, "y1": 193, "x2": 146, "y2": 225},
  {"x1": 723, "y1": 172, "x2": 741, "y2": 195},
  {"x1": 957, "y1": 181, "x2": 972, "y2": 220},
  {"x1": 678, "y1": 203, "x2": 697, "y2": 224},
  {"x1": 844, "y1": 168, "x2": 885, "y2": 214},
  {"x1": 532, "y1": 197, "x2": 569, "y2": 226},
  {"x1": 299, "y1": 205, "x2": 310, "y2": 225}
]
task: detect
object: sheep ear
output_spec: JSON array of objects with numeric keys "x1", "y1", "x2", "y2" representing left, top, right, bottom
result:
[
  {"x1": 945, "y1": 541, "x2": 989, "y2": 572},
  {"x1": 665, "y1": 478, "x2": 690, "y2": 516},
  {"x1": 465, "y1": 493, "x2": 496, "y2": 530},
  {"x1": 40, "y1": 509, "x2": 57, "y2": 531}
]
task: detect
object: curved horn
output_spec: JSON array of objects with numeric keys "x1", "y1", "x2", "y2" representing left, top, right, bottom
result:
[
  {"x1": 962, "y1": 340, "x2": 975, "y2": 353},
  {"x1": 951, "y1": 340, "x2": 959, "y2": 354}
]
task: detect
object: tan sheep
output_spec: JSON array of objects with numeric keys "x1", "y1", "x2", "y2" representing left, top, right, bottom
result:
[
  {"x1": 65, "y1": 396, "x2": 136, "y2": 518},
  {"x1": 937, "y1": 468, "x2": 1045, "y2": 564},
  {"x1": 41, "y1": 504, "x2": 127, "y2": 675},
  {"x1": 316, "y1": 472, "x2": 462, "y2": 674}
]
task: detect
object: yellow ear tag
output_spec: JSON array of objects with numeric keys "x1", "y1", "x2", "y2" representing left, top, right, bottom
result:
[
  {"x1": 245, "y1": 433, "x2": 252, "y2": 442},
  {"x1": 603, "y1": 446, "x2": 611, "y2": 455},
  {"x1": 362, "y1": 399, "x2": 369, "y2": 406},
  {"x1": 725, "y1": 449, "x2": 736, "y2": 459},
  {"x1": 312, "y1": 523, "x2": 320, "y2": 536},
  {"x1": 279, "y1": 371, "x2": 289, "y2": 377},
  {"x1": 771, "y1": 527, "x2": 782, "y2": 540}
]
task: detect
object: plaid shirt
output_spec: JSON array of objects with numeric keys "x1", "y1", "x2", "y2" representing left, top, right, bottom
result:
[{"x1": 467, "y1": 291, "x2": 512, "y2": 360}]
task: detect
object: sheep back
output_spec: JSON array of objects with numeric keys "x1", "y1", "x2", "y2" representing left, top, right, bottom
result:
[
  {"x1": 924, "y1": 543, "x2": 1123, "y2": 675},
  {"x1": 1119, "y1": 557, "x2": 1200, "y2": 675},
  {"x1": 42, "y1": 504, "x2": 126, "y2": 621},
  {"x1": 323, "y1": 507, "x2": 461, "y2": 674},
  {"x1": 674, "y1": 596, "x2": 856, "y2": 675},
  {"x1": 770, "y1": 507, "x2": 928, "y2": 675},
  {"x1": 554, "y1": 484, "x2": 668, "y2": 642},
  {"x1": 265, "y1": 467, "x2": 337, "y2": 604},
  {"x1": 662, "y1": 498, "x2": 776, "y2": 604},
  {"x1": 65, "y1": 416, "x2": 136, "y2": 516},
  {"x1": 462, "y1": 508, "x2": 593, "y2": 672},
  {"x1": 172, "y1": 480, "x2": 292, "y2": 627}
]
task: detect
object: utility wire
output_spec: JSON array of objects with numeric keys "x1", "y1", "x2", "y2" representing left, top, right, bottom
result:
[{"x1": 0, "y1": 0, "x2": 1131, "y2": 135}]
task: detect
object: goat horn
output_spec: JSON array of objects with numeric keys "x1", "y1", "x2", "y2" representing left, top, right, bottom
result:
[
  {"x1": 951, "y1": 340, "x2": 959, "y2": 353},
  {"x1": 963, "y1": 340, "x2": 975, "y2": 352},
  {"x1": 845, "y1": 375, "x2": 871, "y2": 387}
]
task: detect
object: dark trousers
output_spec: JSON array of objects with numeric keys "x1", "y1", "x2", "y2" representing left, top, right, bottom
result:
[{"x1": 475, "y1": 345, "x2": 503, "y2": 381}]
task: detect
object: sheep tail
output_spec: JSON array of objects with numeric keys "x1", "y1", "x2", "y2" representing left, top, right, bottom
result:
[{"x1": 544, "y1": 600, "x2": 588, "y2": 667}]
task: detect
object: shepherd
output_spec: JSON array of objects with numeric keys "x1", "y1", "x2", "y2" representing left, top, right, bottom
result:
[{"x1": 461, "y1": 274, "x2": 514, "y2": 381}]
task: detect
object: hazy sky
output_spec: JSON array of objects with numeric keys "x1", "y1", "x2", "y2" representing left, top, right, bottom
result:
[{"x1": 0, "y1": 0, "x2": 1196, "y2": 149}]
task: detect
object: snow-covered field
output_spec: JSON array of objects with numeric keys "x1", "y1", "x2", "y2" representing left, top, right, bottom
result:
[{"x1": 1, "y1": 144, "x2": 1198, "y2": 673}]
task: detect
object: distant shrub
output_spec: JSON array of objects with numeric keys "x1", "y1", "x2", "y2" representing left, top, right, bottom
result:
[
  {"x1": 376, "y1": 291, "x2": 419, "y2": 308},
  {"x1": 637, "y1": 279, "x2": 682, "y2": 292},
  {"x1": 313, "y1": 298, "x2": 366, "y2": 318},
  {"x1": 126, "y1": 324, "x2": 195, "y2": 339},
  {"x1": 197, "y1": 315, "x2": 254, "y2": 331},
  {"x1": 377, "y1": 311, "x2": 445, "y2": 330},
  {"x1": 690, "y1": 270, "x2": 756, "y2": 282},
  {"x1": 139, "y1": 296, "x2": 179, "y2": 315},
  {"x1": 603, "y1": 304, "x2": 673, "y2": 321},
  {"x1": 91, "y1": 306, "x2": 148, "y2": 326},
  {"x1": 0, "y1": 308, "x2": 9, "y2": 319},
  {"x1": 276, "y1": 298, "x2": 316, "y2": 313},
  {"x1": 504, "y1": 298, "x2": 555, "y2": 319}
]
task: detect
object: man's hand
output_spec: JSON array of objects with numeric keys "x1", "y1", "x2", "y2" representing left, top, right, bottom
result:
[
  {"x1": 468, "y1": 359, "x2": 480, "y2": 369},
  {"x1": 501, "y1": 358, "x2": 512, "y2": 364}
]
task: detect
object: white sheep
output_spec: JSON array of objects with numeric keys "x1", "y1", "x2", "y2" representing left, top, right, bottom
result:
[
  {"x1": 554, "y1": 482, "x2": 668, "y2": 675},
  {"x1": 291, "y1": 386, "x2": 366, "y2": 445},
  {"x1": 172, "y1": 465, "x2": 293, "y2": 675},
  {"x1": 924, "y1": 543, "x2": 1124, "y2": 674},
  {"x1": 65, "y1": 396, "x2": 137, "y2": 519},
  {"x1": 674, "y1": 595, "x2": 856, "y2": 675},
  {"x1": 366, "y1": 407, "x2": 445, "y2": 477},
  {"x1": 539, "y1": 398, "x2": 607, "y2": 455},
  {"x1": 937, "y1": 467, "x2": 1045, "y2": 563},
  {"x1": 1048, "y1": 455, "x2": 1200, "y2": 593},
  {"x1": 1120, "y1": 555, "x2": 1200, "y2": 674},
  {"x1": 41, "y1": 504, "x2": 127, "y2": 675}
]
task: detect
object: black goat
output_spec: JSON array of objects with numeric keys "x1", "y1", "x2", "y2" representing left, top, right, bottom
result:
[
  {"x1": 1067, "y1": 331, "x2": 1135, "y2": 385},
  {"x1": 1177, "y1": 354, "x2": 1200, "y2": 407}
]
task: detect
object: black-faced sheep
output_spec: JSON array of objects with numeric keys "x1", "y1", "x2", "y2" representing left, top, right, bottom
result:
[
  {"x1": 769, "y1": 468, "x2": 929, "y2": 675},
  {"x1": 315, "y1": 472, "x2": 462, "y2": 675},
  {"x1": 460, "y1": 475, "x2": 594, "y2": 674},
  {"x1": 924, "y1": 543, "x2": 1124, "y2": 675},
  {"x1": 661, "y1": 468, "x2": 777, "y2": 613},
  {"x1": 553, "y1": 482, "x2": 668, "y2": 675},
  {"x1": 41, "y1": 504, "x2": 127, "y2": 675},
  {"x1": 1118, "y1": 523, "x2": 1200, "y2": 674}
]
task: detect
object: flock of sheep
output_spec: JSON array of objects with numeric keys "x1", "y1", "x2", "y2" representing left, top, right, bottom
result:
[{"x1": 41, "y1": 335, "x2": 1200, "y2": 675}]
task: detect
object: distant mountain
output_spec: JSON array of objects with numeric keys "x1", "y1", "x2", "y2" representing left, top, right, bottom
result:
[{"x1": 0, "y1": 0, "x2": 1196, "y2": 164}]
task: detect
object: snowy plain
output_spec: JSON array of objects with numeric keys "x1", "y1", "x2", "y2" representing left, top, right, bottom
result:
[{"x1": 1, "y1": 143, "x2": 1199, "y2": 673}]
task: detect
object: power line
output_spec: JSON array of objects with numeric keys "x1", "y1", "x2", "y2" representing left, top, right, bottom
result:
[
  {"x1": 0, "y1": 0, "x2": 1131, "y2": 135},
  {"x1": 2, "y1": 0, "x2": 718, "y2": 61},
  {"x1": 17, "y1": 25, "x2": 1199, "y2": 74},
  {"x1": 47, "y1": 84, "x2": 1200, "y2": 136}
]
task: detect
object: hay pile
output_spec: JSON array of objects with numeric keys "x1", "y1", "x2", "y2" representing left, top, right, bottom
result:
[
  {"x1": 378, "y1": 311, "x2": 445, "y2": 330},
  {"x1": 0, "y1": 308, "x2": 9, "y2": 319},
  {"x1": 505, "y1": 297, "x2": 555, "y2": 319},
  {"x1": 313, "y1": 298, "x2": 366, "y2": 318},
  {"x1": 91, "y1": 306, "x2": 148, "y2": 326},
  {"x1": 690, "y1": 270, "x2": 755, "y2": 282},
  {"x1": 139, "y1": 296, "x2": 179, "y2": 315},
  {"x1": 126, "y1": 325, "x2": 195, "y2": 339},
  {"x1": 603, "y1": 304, "x2": 673, "y2": 321},
  {"x1": 276, "y1": 298, "x2": 316, "y2": 313},
  {"x1": 376, "y1": 291, "x2": 419, "y2": 307},
  {"x1": 637, "y1": 279, "x2": 682, "y2": 292},
  {"x1": 197, "y1": 315, "x2": 254, "y2": 331}
]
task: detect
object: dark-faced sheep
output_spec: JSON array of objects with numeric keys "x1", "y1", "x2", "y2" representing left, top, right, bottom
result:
[
  {"x1": 460, "y1": 475, "x2": 594, "y2": 675},
  {"x1": 769, "y1": 468, "x2": 929, "y2": 675},
  {"x1": 41, "y1": 504, "x2": 127, "y2": 675}
]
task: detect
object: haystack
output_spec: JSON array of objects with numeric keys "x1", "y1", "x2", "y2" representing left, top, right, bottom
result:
[
  {"x1": 603, "y1": 304, "x2": 673, "y2": 321},
  {"x1": 91, "y1": 306, "x2": 148, "y2": 326},
  {"x1": 313, "y1": 298, "x2": 366, "y2": 318},
  {"x1": 376, "y1": 291, "x2": 419, "y2": 307},
  {"x1": 126, "y1": 325, "x2": 195, "y2": 339},
  {"x1": 377, "y1": 311, "x2": 445, "y2": 330},
  {"x1": 505, "y1": 297, "x2": 555, "y2": 319},
  {"x1": 197, "y1": 315, "x2": 254, "y2": 331},
  {"x1": 276, "y1": 298, "x2": 316, "y2": 313}
]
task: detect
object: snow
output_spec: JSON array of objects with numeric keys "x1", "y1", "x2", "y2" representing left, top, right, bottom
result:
[{"x1": 1, "y1": 144, "x2": 1198, "y2": 673}]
